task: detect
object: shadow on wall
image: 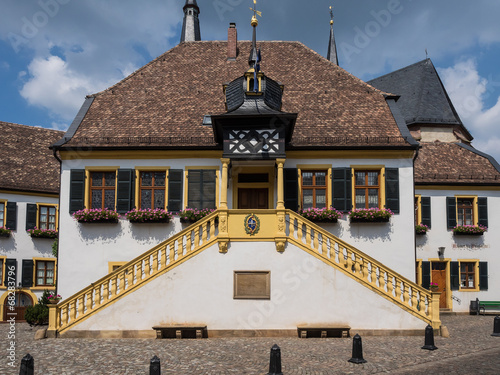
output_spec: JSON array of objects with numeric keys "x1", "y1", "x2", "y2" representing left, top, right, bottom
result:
[
  {"x1": 416, "y1": 233, "x2": 429, "y2": 246},
  {"x1": 31, "y1": 238, "x2": 56, "y2": 256},
  {"x1": 347, "y1": 221, "x2": 393, "y2": 243},
  {"x1": 0, "y1": 236, "x2": 18, "y2": 255},
  {"x1": 76, "y1": 221, "x2": 124, "y2": 245},
  {"x1": 453, "y1": 233, "x2": 486, "y2": 251},
  {"x1": 129, "y1": 221, "x2": 180, "y2": 245}
]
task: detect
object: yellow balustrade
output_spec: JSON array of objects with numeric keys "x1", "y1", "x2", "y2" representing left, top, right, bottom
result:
[
  {"x1": 49, "y1": 209, "x2": 440, "y2": 337},
  {"x1": 49, "y1": 212, "x2": 219, "y2": 336}
]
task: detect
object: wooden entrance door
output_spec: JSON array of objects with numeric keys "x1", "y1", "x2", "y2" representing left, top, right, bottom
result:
[
  {"x1": 431, "y1": 262, "x2": 447, "y2": 308},
  {"x1": 3, "y1": 292, "x2": 33, "y2": 321},
  {"x1": 238, "y1": 188, "x2": 268, "y2": 209}
]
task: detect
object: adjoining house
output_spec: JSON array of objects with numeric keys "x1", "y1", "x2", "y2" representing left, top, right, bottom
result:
[
  {"x1": 40, "y1": 1, "x2": 497, "y2": 338},
  {"x1": 0, "y1": 121, "x2": 64, "y2": 321}
]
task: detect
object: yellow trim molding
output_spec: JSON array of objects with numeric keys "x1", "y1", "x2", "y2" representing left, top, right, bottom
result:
[
  {"x1": 35, "y1": 203, "x2": 59, "y2": 231},
  {"x1": 415, "y1": 195, "x2": 422, "y2": 225},
  {"x1": 184, "y1": 167, "x2": 220, "y2": 209},
  {"x1": 60, "y1": 150, "x2": 223, "y2": 160},
  {"x1": 32, "y1": 257, "x2": 57, "y2": 289},
  {"x1": 429, "y1": 258, "x2": 452, "y2": 309},
  {"x1": 457, "y1": 259, "x2": 480, "y2": 292},
  {"x1": 0, "y1": 289, "x2": 39, "y2": 322},
  {"x1": 287, "y1": 150, "x2": 415, "y2": 159},
  {"x1": 416, "y1": 185, "x2": 500, "y2": 191},
  {"x1": 296, "y1": 165, "x2": 332, "y2": 210},
  {"x1": 454, "y1": 195, "x2": 479, "y2": 226},
  {"x1": 134, "y1": 167, "x2": 170, "y2": 210},
  {"x1": 0, "y1": 199, "x2": 6, "y2": 227},
  {"x1": 108, "y1": 262, "x2": 127, "y2": 274},
  {"x1": 84, "y1": 168, "x2": 119, "y2": 209},
  {"x1": 0, "y1": 190, "x2": 58, "y2": 198},
  {"x1": 350, "y1": 165, "x2": 386, "y2": 210},
  {"x1": 232, "y1": 166, "x2": 275, "y2": 209}
]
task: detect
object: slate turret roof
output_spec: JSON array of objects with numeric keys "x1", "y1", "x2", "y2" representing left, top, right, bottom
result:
[
  {"x1": 54, "y1": 41, "x2": 416, "y2": 150},
  {"x1": 368, "y1": 59, "x2": 472, "y2": 140},
  {"x1": 0, "y1": 121, "x2": 64, "y2": 194}
]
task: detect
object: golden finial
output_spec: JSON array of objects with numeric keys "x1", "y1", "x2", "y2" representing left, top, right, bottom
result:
[
  {"x1": 330, "y1": 5, "x2": 334, "y2": 25},
  {"x1": 250, "y1": 0, "x2": 262, "y2": 27}
]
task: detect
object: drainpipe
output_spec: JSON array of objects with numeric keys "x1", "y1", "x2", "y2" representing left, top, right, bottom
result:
[
  {"x1": 413, "y1": 146, "x2": 420, "y2": 282},
  {"x1": 52, "y1": 147, "x2": 62, "y2": 296}
]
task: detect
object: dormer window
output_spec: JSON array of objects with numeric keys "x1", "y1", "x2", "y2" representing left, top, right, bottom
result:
[{"x1": 245, "y1": 70, "x2": 262, "y2": 94}]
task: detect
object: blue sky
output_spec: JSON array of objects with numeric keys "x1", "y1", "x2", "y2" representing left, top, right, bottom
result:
[{"x1": 1, "y1": 0, "x2": 500, "y2": 161}]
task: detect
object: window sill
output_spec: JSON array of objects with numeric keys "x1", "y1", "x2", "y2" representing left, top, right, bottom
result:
[
  {"x1": 453, "y1": 232, "x2": 484, "y2": 236},
  {"x1": 30, "y1": 234, "x2": 58, "y2": 239},
  {"x1": 129, "y1": 218, "x2": 171, "y2": 224},
  {"x1": 350, "y1": 218, "x2": 390, "y2": 223},
  {"x1": 30, "y1": 286, "x2": 56, "y2": 291},
  {"x1": 459, "y1": 288, "x2": 480, "y2": 292}
]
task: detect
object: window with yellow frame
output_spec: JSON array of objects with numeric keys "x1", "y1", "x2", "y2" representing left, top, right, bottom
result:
[
  {"x1": 459, "y1": 260, "x2": 479, "y2": 291},
  {"x1": 351, "y1": 166, "x2": 386, "y2": 210},
  {"x1": 0, "y1": 201, "x2": 5, "y2": 227}
]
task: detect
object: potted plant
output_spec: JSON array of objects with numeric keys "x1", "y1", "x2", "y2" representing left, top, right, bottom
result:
[
  {"x1": 0, "y1": 226, "x2": 11, "y2": 238},
  {"x1": 429, "y1": 282, "x2": 439, "y2": 292},
  {"x1": 47, "y1": 293, "x2": 62, "y2": 304},
  {"x1": 125, "y1": 208, "x2": 173, "y2": 223},
  {"x1": 299, "y1": 207, "x2": 343, "y2": 223},
  {"x1": 349, "y1": 208, "x2": 394, "y2": 223},
  {"x1": 178, "y1": 208, "x2": 215, "y2": 223},
  {"x1": 453, "y1": 225, "x2": 487, "y2": 235},
  {"x1": 415, "y1": 223, "x2": 429, "y2": 235},
  {"x1": 72, "y1": 208, "x2": 120, "y2": 223},
  {"x1": 28, "y1": 227, "x2": 58, "y2": 239}
]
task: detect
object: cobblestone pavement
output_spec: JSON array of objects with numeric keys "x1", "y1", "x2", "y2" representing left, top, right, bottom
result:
[{"x1": 1, "y1": 315, "x2": 499, "y2": 374}]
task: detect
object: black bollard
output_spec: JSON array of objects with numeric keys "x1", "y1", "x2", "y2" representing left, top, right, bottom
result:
[
  {"x1": 492, "y1": 316, "x2": 500, "y2": 337},
  {"x1": 19, "y1": 354, "x2": 34, "y2": 375},
  {"x1": 421, "y1": 324, "x2": 438, "y2": 350},
  {"x1": 150, "y1": 355, "x2": 161, "y2": 375},
  {"x1": 267, "y1": 344, "x2": 283, "y2": 375},
  {"x1": 348, "y1": 334, "x2": 367, "y2": 364}
]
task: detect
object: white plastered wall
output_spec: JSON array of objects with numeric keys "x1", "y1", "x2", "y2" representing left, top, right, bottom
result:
[{"x1": 74, "y1": 241, "x2": 426, "y2": 332}]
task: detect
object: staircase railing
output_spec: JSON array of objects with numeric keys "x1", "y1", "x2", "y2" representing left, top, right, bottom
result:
[
  {"x1": 286, "y1": 210, "x2": 439, "y2": 328},
  {"x1": 49, "y1": 212, "x2": 219, "y2": 335}
]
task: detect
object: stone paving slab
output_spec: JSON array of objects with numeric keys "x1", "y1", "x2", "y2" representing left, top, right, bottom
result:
[{"x1": 0, "y1": 315, "x2": 499, "y2": 374}]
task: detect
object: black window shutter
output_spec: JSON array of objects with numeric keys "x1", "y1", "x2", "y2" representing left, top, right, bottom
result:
[
  {"x1": 450, "y1": 261, "x2": 460, "y2": 290},
  {"x1": 284, "y1": 168, "x2": 298, "y2": 212},
  {"x1": 4, "y1": 259, "x2": 17, "y2": 287},
  {"x1": 446, "y1": 197, "x2": 457, "y2": 229},
  {"x1": 187, "y1": 170, "x2": 201, "y2": 208},
  {"x1": 421, "y1": 261, "x2": 431, "y2": 289},
  {"x1": 479, "y1": 262, "x2": 488, "y2": 290},
  {"x1": 6, "y1": 202, "x2": 17, "y2": 230},
  {"x1": 385, "y1": 168, "x2": 400, "y2": 213},
  {"x1": 421, "y1": 197, "x2": 431, "y2": 227},
  {"x1": 202, "y1": 170, "x2": 217, "y2": 209},
  {"x1": 116, "y1": 169, "x2": 134, "y2": 213},
  {"x1": 332, "y1": 168, "x2": 352, "y2": 213},
  {"x1": 26, "y1": 204, "x2": 38, "y2": 231},
  {"x1": 69, "y1": 169, "x2": 86, "y2": 213},
  {"x1": 477, "y1": 197, "x2": 488, "y2": 228},
  {"x1": 167, "y1": 170, "x2": 183, "y2": 212},
  {"x1": 21, "y1": 259, "x2": 34, "y2": 288}
]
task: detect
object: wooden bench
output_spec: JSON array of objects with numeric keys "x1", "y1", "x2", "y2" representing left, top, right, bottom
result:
[
  {"x1": 478, "y1": 300, "x2": 500, "y2": 315},
  {"x1": 152, "y1": 325, "x2": 207, "y2": 339},
  {"x1": 297, "y1": 325, "x2": 350, "y2": 338}
]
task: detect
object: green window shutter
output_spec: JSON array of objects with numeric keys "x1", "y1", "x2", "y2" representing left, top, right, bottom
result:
[
  {"x1": 477, "y1": 197, "x2": 488, "y2": 228},
  {"x1": 69, "y1": 169, "x2": 86, "y2": 213},
  {"x1": 385, "y1": 168, "x2": 400, "y2": 213},
  {"x1": 284, "y1": 168, "x2": 298, "y2": 212},
  {"x1": 21, "y1": 259, "x2": 34, "y2": 288},
  {"x1": 446, "y1": 197, "x2": 457, "y2": 229},
  {"x1": 188, "y1": 170, "x2": 216, "y2": 209},
  {"x1": 26, "y1": 203, "x2": 38, "y2": 231},
  {"x1": 421, "y1": 197, "x2": 431, "y2": 227},
  {"x1": 116, "y1": 169, "x2": 134, "y2": 213},
  {"x1": 450, "y1": 261, "x2": 460, "y2": 290},
  {"x1": 479, "y1": 262, "x2": 488, "y2": 291},
  {"x1": 421, "y1": 261, "x2": 430, "y2": 289},
  {"x1": 332, "y1": 168, "x2": 352, "y2": 213},
  {"x1": 4, "y1": 259, "x2": 17, "y2": 287},
  {"x1": 6, "y1": 202, "x2": 17, "y2": 230},
  {"x1": 167, "y1": 170, "x2": 183, "y2": 212}
]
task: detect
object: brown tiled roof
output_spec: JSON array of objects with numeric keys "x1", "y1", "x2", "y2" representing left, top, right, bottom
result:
[
  {"x1": 0, "y1": 121, "x2": 64, "y2": 194},
  {"x1": 60, "y1": 41, "x2": 412, "y2": 149},
  {"x1": 415, "y1": 142, "x2": 500, "y2": 185}
]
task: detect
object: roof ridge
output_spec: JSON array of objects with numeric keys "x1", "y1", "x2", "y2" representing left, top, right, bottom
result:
[
  {"x1": 0, "y1": 121, "x2": 65, "y2": 134},
  {"x1": 368, "y1": 58, "x2": 429, "y2": 83}
]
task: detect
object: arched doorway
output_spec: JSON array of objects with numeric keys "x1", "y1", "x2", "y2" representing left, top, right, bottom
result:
[{"x1": 3, "y1": 292, "x2": 34, "y2": 321}]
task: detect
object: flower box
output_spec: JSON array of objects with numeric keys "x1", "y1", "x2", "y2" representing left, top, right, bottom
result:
[
  {"x1": 73, "y1": 209, "x2": 120, "y2": 223},
  {"x1": 28, "y1": 228, "x2": 58, "y2": 239},
  {"x1": 0, "y1": 227, "x2": 11, "y2": 238},
  {"x1": 299, "y1": 207, "x2": 343, "y2": 223},
  {"x1": 453, "y1": 225, "x2": 487, "y2": 236},
  {"x1": 349, "y1": 208, "x2": 393, "y2": 223},
  {"x1": 416, "y1": 224, "x2": 429, "y2": 235},
  {"x1": 178, "y1": 208, "x2": 215, "y2": 224},
  {"x1": 125, "y1": 209, "x2": 173, "y2": 224}
]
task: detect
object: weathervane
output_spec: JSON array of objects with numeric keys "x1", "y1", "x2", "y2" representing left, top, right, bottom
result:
[
  {"x1": 330, "y1": 5, "x2": 334, "y2": 25},
  {"x1": 250, "y1": 0, "x2": 262, "y2": 27}
]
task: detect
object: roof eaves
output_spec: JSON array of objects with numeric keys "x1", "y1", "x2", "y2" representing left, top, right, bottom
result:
[{"x1": 52, "y1": 97, "x2": 95, "y2": 148}]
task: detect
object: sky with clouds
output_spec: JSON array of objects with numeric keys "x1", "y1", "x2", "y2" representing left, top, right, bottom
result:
[{"x1": 1, "y1": 0, "x2": 499, "y2": 161}]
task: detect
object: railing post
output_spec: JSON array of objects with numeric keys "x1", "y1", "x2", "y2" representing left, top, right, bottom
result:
[
  {"x1": 430, "y1": 292, "x2": 441, "y2": 330},
  {"x1": 274, "y1": 159, "x2": 287, "y2": 252},
  {"x1": 46, "y1": 305, "x2": 58, "y2": 338}
]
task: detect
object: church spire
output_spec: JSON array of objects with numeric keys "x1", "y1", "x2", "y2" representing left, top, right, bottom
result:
[
  {"x1": 180, "y1": 0, "x2": 201, "y2": 43},
  {"x1": 248, "y1": 0, "x2": 262, "y2": 67},
  {"x1": 327, "y1": 5, "x2": 339, "y2": 65}
]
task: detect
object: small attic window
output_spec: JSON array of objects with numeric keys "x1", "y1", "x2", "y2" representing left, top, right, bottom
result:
[{"x1": 245, "y1": 72, "x2": 262, "y2": 94}]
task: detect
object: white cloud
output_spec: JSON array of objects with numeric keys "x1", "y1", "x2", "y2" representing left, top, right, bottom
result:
[
  {"x1": 19, "y1": 55, "x2": 104, "y2": 120},
  {"x1": 439, "y1": 59, "x2": 500, "y2": 161}
]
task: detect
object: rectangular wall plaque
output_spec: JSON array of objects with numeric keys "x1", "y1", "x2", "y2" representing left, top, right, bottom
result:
[{"x1": 234, "y1": 271, "x2": 270, "y2": 299}]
